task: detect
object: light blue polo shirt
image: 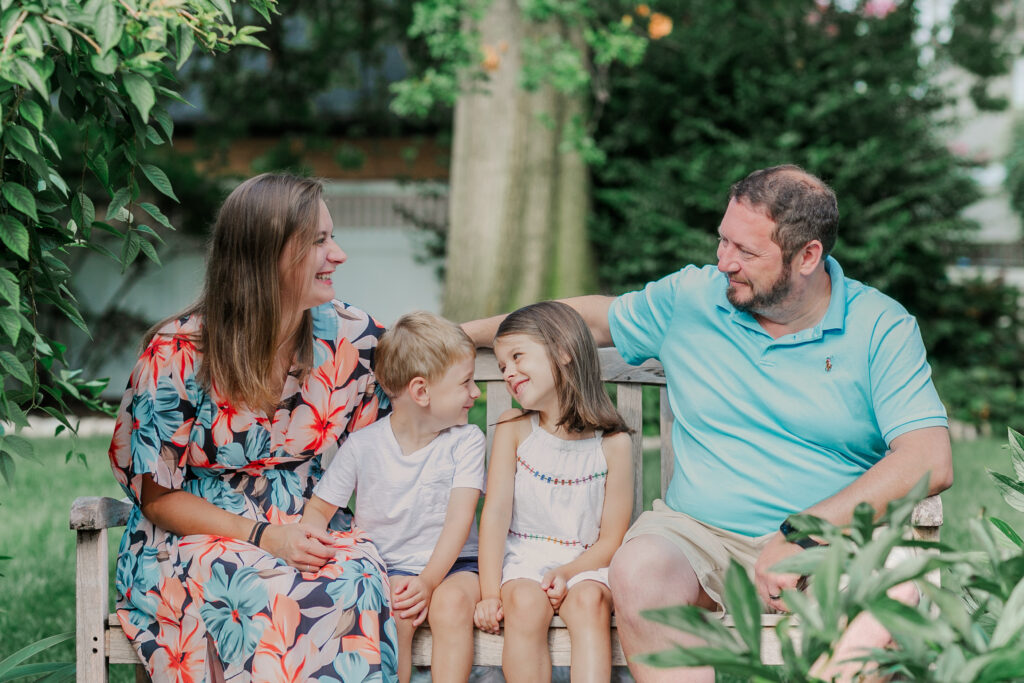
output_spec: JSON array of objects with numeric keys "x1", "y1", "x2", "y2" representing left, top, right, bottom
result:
[{"x1": 608, "y1": 257, "x2": 947, "y2": 537}]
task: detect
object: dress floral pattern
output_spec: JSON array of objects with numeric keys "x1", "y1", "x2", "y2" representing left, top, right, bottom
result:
[{"x1": 109, "y1": 300, "x2": 398, "y2": 682}]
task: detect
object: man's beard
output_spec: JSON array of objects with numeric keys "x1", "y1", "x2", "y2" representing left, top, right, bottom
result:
[{"x1": 727, "y1": 267, "x2": 793, "y2": 314}]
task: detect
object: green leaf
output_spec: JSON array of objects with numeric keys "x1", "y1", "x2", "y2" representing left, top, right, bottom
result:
[
  {"x1": 0, "y1": 215, "x2": 30, "y2": 260},
  {"x1": 50, "y1": 23, "x2": 72, "y2": 52},
  {"x1": 991, "y1": 570, "x2": 1024, "y2": 647},
  {"x1": 1008, "y1": 428, "x2": 1024, "y2": 480},
  {"x1": 0, "y1": 434, "x2": 35, "y2": 461},
  {"x1": 640, "y1": 605, "x2": 740, "y2": 651},
  {"x1": 151, "y1": 106, "x2": 173, "y2": 141},
  {"x1": 989, "y1": 516, "x2": 1024, "y2": 548},
  {"x1": 209, "y1": 0, "x2": 234, "y2": 24},
  {"x1": 5, "y1": 124, "x2": 38, "y2": 154},
  {"x1": 0, "y1": 632, "x2": 73, "y2": 678},
  {"x1": 176, "y1": 23, "x2": 195, "y2": 70},
  {"x1": 17, "y1": 100, "x2": 44, "y2": 131},
  {"x1": 0, "y1": 269, "x2": 18, "y2": 306},
  {"x1": 137, "y1": 231, "x2": 161, "y2": 265},
  {"x1": 121, "y1": 232, "x2": 141, "y2": 269},
  {"x1": 139, "y1": 202, "x2": 171, "y2": 228},
  {"x1": 107, "y1": 187, "x2": 132, "y2": 222},
  {"x1": 140, "y1": 163, "x2": 178, "y2": 201},
  {"x1": 0, "y1": 351, "x2": 30, "y2": 385},
  {"x1": 0, "y1": 306, "x2": 20, "y2": 345},
  {"x1": 16, "y1": 60, "x2": 50, "y2": 99},
  {"x1": 94, "y1": 1, "x2": 122, "y2": 53},
  {"x1": 89, "y1": 153, "x2": 110, "y2": 188},
  {"x1": 122, "y1": 72, "x2": 155, "y2": 121},
  {"x1": 990, "y1": 470, "x2": 1024, "y2": 512},
  {"x1": 1, "y1": 182, "x2": 38, "y2": 222},
  {"x1": 90, "y1": 50, "x2": 118, "y2": 74},
  {"x1": 71, "y1": 193, "x2": 96, "y2": 229},
  {"x1": 0, "y1": 452, "x2": 12, "y2": 486},
  {"x1": 721, "y1": 559, "x2": 761, "y2": 657}
]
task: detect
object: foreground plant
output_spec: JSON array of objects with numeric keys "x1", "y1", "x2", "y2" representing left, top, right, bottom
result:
[{"x1": 637, "y1": 431, "x2": 1024, "y2": 681}]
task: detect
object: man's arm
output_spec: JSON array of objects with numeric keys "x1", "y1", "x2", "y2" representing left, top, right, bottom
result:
[
  {"x1": 755, "y1": 425, "x2": 952, "y2": 610},
  {"x1": 461, "y1": 295, "x2": 616, "y2": 347}
]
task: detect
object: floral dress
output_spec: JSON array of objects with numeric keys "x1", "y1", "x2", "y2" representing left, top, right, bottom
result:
[{"x1": 108, "y1": 301, "x2": 398, "y2": 682}]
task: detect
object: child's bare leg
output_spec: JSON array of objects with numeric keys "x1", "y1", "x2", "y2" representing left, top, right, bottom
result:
[
  {"x1": 427, "y1": 572, "x2": 480, "y2": 683},
  {"x1": 810, "y1": 581, "x2": 920, "y2": 682},
  {"x1": 394, "y1": 612, "x2": 417, "y2": 683},
  {"x1": 558, "y1": 580, "x2": 613, "y2": 683},
  {"x1": 500, "y1": 579, "x2": 554, "y2": 683}
]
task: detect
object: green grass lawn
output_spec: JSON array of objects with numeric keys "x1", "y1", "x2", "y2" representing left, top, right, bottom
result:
[{"x1": 0, "y1": 431, "x2": 1020, "y2": 679}]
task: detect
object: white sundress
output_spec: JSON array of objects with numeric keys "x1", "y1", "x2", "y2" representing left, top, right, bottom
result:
[{"x1": 501, "y1": 414, "x2": 610, "y2": 589}]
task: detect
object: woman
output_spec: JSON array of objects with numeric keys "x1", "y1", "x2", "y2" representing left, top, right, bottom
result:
[{"x1": 108, "y1": 174, "x2": 398, "y2": 681}]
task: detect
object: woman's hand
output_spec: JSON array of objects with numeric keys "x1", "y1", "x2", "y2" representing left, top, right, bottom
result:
[
  {"x1": 259, "y1": 522, "x2": 337, "y2": 572},
  {"x1": 474, "y1": 597, "x2": 503, "y2": 634}
]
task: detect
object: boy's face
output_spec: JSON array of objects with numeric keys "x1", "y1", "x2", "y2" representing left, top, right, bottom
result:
[{"x1": 427, "y1": 354, "x2": 481, "y2": 427}]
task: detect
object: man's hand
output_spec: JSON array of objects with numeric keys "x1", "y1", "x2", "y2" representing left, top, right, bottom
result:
[
  {"x1": 474, "y1": 597, "x2": 503, "y2": 634},
  {"x1": 391, "y1": 575, "x2": 435, "y2": 626},
  {"x1": 754, "y1": 533, "x2": 804, "y2": 612},
  {"x1": 541, "y1": 568, "x2": 570, "y2": 610}
]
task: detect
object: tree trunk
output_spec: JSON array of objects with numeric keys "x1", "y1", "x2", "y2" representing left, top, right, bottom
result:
[{"x1": 442, "y1": 1, "x2": 595, "y2": 321}]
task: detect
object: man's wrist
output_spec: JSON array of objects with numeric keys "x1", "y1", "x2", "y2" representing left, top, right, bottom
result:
[{"x1": 779, "y1": 519, "x2": 821, "y2": 549}]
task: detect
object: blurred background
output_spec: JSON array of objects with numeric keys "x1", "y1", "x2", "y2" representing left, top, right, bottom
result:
[{"x1": 2, "y1": 0, "x2": 1024, "y2": 678}]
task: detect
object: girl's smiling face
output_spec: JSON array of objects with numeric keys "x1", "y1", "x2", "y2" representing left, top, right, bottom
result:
[{"x1": 494, "y1": 333, "x2": 558, "y2": 413}]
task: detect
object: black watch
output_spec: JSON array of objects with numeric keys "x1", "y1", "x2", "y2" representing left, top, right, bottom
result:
[{"x1": 779, "y1": 519, "x2": 821, "y2": 549}]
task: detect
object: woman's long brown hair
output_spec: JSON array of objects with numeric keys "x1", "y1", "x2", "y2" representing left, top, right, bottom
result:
[
  {"x1": 495, "y1": 301, "x2": 631, "y2": 435},
  {"x1": 143, "y1": 173, "x2": 323, "y2": 411}
]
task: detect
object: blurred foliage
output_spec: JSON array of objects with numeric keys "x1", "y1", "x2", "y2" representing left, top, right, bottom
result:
[
  {"x1": 589, "y1": 0, "x2": 1023, "y2": 428},
  {"x1": 0, "y1": 0, "x2": 276, "y2": 476},
  {"x1": 1006, "y1": 116, "x2": 1024, "y2": 224},
  {"x1": 640, "y1": 432, "x2": 1024, "y2": 680}
]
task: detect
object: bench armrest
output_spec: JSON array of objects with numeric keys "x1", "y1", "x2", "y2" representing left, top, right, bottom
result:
[
  {"x1": 911, "y1": 494, "x2": 942, "y2": 528},
  {"x1": 70, "y1": 496, "x2": 132, "y2": 531}
]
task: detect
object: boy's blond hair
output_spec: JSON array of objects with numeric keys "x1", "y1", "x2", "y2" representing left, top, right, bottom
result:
[{"x1": 375, "y1": 311, "x2": 476, "y2": 397}]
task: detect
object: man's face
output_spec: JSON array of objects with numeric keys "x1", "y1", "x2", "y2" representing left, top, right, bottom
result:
[{"x1": 716, "y1": 199, "x2": 795, "y2": 314}]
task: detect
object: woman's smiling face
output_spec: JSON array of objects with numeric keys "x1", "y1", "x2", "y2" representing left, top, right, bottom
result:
[{"x1": 279, "y1": 200, "x2": 346, "y2": 313}]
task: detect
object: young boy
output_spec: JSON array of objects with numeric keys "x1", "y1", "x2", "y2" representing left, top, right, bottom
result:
[{"x1": 302, "y1": 311, "x2": 485, "y2": 683}]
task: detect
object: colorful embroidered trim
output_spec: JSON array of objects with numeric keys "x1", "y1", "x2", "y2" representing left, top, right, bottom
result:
[
  {"x1": 516, "y1": 454, "x2": 608, "y2": 486},
  {"x1": 508, "y1": 529, "x2": 593, "y2": 549}
]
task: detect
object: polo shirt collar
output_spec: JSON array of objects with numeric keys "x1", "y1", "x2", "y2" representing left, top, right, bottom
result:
[{"x1": 714, "y1": 255, "x2": 847, "y2": 336}]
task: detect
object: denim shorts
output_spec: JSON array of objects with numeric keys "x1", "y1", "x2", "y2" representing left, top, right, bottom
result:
[{"x1": 388, "y1": 556, "x2": 478, "y2": 578}]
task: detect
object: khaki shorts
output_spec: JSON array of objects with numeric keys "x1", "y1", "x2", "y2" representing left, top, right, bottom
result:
[
  {"x1": 624, "y1": 500, "x2": 773, "y2": 610},
  {"x1": 624, "y1": 499, "x2": 916, "y2": 611}
]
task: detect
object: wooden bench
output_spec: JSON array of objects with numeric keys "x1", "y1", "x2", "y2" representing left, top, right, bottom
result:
[{"x1": 70, "y1": 347, "x2": 943, "y2": 680}]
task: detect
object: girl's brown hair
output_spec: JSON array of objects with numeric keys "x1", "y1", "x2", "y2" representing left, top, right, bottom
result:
[
  {"x1": 143, "y1": 173, "x2": 324, "y2": 411},
  {"x1": 495, "y1": 301, "x2": 630, "y2": 435}
]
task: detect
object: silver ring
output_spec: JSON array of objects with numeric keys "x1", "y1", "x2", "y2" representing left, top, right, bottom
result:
[{"x1": 768, "y1": 593, "x2": 781, "y2": 600}]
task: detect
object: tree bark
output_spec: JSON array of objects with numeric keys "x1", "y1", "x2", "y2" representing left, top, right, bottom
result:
[{"x1": 442, "y1": 1, "x2": 595, "y2": 321}]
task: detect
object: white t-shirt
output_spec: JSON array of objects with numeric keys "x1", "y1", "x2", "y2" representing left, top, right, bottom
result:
[{"x1": 314, "y1": 416, "x2": 486, "y2": 573}]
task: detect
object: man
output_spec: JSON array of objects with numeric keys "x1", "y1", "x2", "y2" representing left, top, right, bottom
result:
[{"x1": 463, "y1": 165, "x2": 952, "y2": 681}]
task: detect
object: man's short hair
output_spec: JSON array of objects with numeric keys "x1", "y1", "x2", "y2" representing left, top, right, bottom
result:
[
  {"x1": 375, "y1": 311, "x2": 475, "y2": 397},
  {"x1": 729, "y1": 165, "x2": 839, "y2": 262}
]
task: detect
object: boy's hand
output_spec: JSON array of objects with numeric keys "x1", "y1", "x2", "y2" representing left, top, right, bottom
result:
[
  {"x1": 391, "y1": 575, "x2": 434, "y2": 626},
  {"x1": 541, "y1": 569, "x2": 569, "y2": 610},
  {"x1": 474, "y1": 597, "x2": 503, "y2": 634}
]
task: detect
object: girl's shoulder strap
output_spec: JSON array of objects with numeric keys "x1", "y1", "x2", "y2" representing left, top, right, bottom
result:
[{"x1": 528, "y1": 412, "x2": 540, "y2": 430}]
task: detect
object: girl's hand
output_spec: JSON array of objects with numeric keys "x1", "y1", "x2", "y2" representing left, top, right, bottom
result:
[
  {"x1": 259, "y1": 523, "x2": 336, "y2": 573},
  {"x1": 541, "y1": 569, "x2": 569, "y2": 610},
  {"x1": 474, "y1": 597, "x2": 503, "y2": 634},
  {"x1": 391, "y1": 576, "x2": 434, "y2": 626}
]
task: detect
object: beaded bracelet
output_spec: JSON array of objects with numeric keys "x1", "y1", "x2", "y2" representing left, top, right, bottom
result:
[{"x1": 251, "y1": 521, "x2": 270, "y2": 549}]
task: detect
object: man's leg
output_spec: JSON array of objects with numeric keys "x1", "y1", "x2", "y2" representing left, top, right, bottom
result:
[
  {"x1": 609, "y1": 534, "x2": 719, "y2": 683},
  {"x1": 809, "y1": 581, "x2": 920, "y2": 682}
]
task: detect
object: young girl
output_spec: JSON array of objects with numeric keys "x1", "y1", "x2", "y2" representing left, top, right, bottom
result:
[{"x1": 474, "y1": 301, "x2": 633, "y2": 683}]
